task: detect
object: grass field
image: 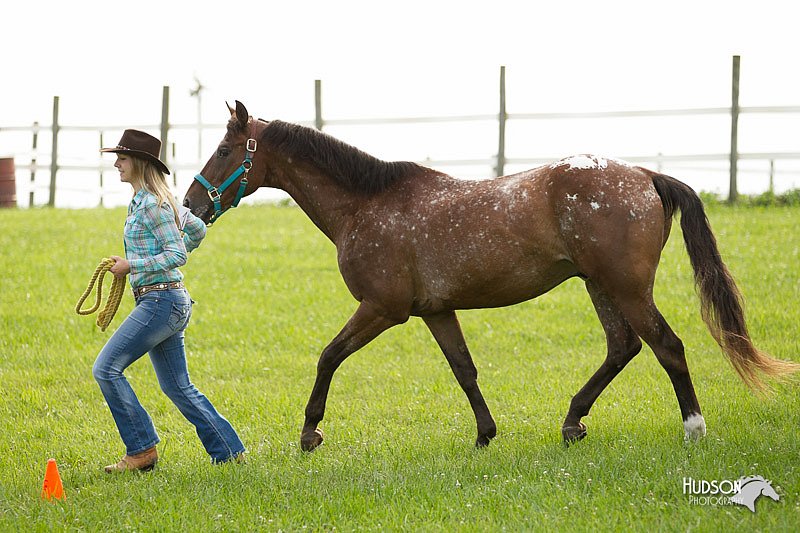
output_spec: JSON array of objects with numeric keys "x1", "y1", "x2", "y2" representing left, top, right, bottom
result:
[{"x1": 0, "y1": 202, "x2": 798, "y2": 531}]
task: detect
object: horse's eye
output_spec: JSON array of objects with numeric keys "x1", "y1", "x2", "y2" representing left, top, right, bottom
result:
[{"x1": 217, "y1": 147, "x2": 230, "y2": 158}]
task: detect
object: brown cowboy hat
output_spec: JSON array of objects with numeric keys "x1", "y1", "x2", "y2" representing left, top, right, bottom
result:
[{"x1": 101, "y1": 129, "x2": 170, "y2": 174}]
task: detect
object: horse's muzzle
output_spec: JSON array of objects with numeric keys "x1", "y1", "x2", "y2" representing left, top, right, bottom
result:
[{"x1": 182, "y1": 196, "x2": 213, "y2": 225}]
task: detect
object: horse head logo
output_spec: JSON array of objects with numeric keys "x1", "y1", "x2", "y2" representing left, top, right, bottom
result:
[{"x1": 730, "y1": 476, "x2": 780, "y2": 512}]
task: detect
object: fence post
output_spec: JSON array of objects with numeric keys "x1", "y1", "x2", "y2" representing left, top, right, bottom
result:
[
  {"x1": 728, "y1": 55, "x2": 740, "y2": 203},
  {"x1": 99, "y1": 131, "x2": 104, "y2": 207},
  {"x1": 48, "y1": 96, "x2": 59, "y2": 207},
  {"x1": 315, "y1": 79, "x2": 323, "y2": 130},
  {"x1": 496, "y1": 66, "x2": 507, "y2": 177},
  {"x1": 768, "y1": 159, "x2": 774, "y2": 194},
  {"x1": 30, "y1": 121, "x2": 39, "y2": 207},
  {"x1": 160, "y1": 86, "x2": 170, "y2": 165}
]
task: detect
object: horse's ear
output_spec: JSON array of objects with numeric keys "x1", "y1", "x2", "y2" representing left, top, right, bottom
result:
[
  {"x1": 234, "y1": 100, "x2": 249, "y2": 127},
  {"x1": 226, "y1": 101, "x2": 235, "y2": 115}
]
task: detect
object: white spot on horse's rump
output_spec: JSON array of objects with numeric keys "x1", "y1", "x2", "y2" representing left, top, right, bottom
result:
[
  {"x1": 566, "y1": 193, "x2": 578, "y2": 201},
  {"x1": 607, "y1": 157, "x2": 634, "y2": 167},
  {"x1": 590, "y1": 201, "x2": 600, "y2": 210},
  {"x1": 551, "y1": 155, "x2": 608, "y2": 170},
  {"x1": 684, "y1": 413, "x2": 707, "y2": 441}
]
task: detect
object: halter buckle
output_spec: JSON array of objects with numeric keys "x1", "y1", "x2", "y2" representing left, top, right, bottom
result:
[
  {"x1": 246, "y1": 138, "x2": 257, "y2": 153},
  {"x1": 207, "y1": 187, "x2": 221, "y2": 202}
]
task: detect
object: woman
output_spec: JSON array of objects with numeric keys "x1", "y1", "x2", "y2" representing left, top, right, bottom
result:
[{"x1": 94, "y1": 129, "x2": 245, "y2": 472}]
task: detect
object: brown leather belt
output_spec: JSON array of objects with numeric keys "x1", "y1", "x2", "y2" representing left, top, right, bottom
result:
[{"x1": 132, "y1": 281, "x2": 185, "y2": 298}]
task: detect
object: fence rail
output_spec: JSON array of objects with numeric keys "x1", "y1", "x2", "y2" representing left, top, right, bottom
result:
[{"x1": 2, "y1": 56, "x2": 800, "y2": 208}]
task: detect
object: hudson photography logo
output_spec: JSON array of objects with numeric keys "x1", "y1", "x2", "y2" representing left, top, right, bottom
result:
[{"x1": 682, "y1": 475, "x2": 780, "y2": 512}]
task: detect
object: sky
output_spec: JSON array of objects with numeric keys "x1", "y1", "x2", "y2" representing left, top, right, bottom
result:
[{"x1": 2, "y1": 0, "x2": 799, "y2": 206}]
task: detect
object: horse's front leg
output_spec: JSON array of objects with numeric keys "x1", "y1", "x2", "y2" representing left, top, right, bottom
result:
[
  {"x1": 300, "y1": 301, "x2": 402, "y2": 451},
  {"x1": 422, "y1": 311, "x2": 497, "y2": 447}
]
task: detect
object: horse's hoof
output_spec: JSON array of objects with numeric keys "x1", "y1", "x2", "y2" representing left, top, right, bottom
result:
[
  {"x1": 683, "y1": 414, "x2": 707, "y2": 442},
  {"x1": 300, "y1": 428, "x2": 324, "y2": 452},
  {"x1": 475, "y1": 425, "x2": 497, "y2": 448},
  {"x1": 562, "y1": 422, "x2": 587, "y2": 445}
]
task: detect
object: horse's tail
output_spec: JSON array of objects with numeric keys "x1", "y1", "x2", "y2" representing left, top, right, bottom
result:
[{"x1": 651, "y1": 173, "x2": 799, "y2": 392}]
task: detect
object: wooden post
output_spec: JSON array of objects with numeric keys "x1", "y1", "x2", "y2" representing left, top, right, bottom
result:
[
  {"x1": 728, "y1": 55, "x2": 740, "y2": 204},
  {"x1": 160, "y1": 86, "x2": 170, "y2": 165},
  {"x1": 48, "y1": 96, "x2": 59, "y2": 207},
  {"x1": 768, "y1": 159, "x2": 774, "y2": 194},
  {"x1": 496, "y1": 66, "x2": 507, "y2": 177},
  {"x1": 314, "y1": 79, "x2": 323, "y2": 130},
  {"x1": 99, "y1": 131, "x2": 104, "y2": 207},
  {"x1": 29, "y1": 121, "x2": 38, "y2": 207}
]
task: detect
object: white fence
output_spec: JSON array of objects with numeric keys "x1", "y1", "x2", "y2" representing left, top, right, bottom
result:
[{"x1": 2, "y1": 59, "x2": 800, "y2": 208}]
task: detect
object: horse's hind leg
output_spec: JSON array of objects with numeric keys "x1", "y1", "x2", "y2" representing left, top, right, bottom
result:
[
  {"x1": 423, "y1": 311, "x2": 497, "y2": 447},
  {"x1": 615, "y1": 296, "x2": 706, "y2": 441},
  {"x1": 563, "y1": 281, "x2": 643, "y2": 443},
  {"x1": 300, "y1": 301, "x2": 402, "y2": 451}
]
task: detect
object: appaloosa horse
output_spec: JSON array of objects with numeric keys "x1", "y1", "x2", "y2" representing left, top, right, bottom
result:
[{"x1": 183, "y1": 101, "x2": 797, "y2": 451}]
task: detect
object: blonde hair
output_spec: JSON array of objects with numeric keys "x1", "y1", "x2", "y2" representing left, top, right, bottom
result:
[{"x1": 130, "y1": 156, "x2": 180, "y2": 228}]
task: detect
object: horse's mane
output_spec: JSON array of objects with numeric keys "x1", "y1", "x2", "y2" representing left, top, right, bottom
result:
[
  {"x1": 739, "y1": 475, "x2": 768, "y2": 485},
  {"x1": 257, "y1": 120, "x2": 424, "y2": 193}
]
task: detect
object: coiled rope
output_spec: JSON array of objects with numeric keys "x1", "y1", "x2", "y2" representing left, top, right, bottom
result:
[{"x1": 75, "y1": 258, "x2": 126, "y2": 331}]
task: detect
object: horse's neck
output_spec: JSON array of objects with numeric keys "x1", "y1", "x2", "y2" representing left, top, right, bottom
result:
[
  {"x1": 742, "y1": 482, "x2": 763, "y2": 495},
  {"x1": 274, "y1": 167, "x2": 359, "y2": 243}
]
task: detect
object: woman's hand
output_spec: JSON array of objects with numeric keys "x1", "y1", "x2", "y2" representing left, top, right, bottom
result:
[{"x1": 109, "y1": 255, "x2": 131, "y2": 277}]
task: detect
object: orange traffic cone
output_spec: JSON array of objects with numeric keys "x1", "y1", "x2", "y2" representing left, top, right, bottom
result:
[{"x1": 41, "y1": 459, "x2": 65, "y2": 501}]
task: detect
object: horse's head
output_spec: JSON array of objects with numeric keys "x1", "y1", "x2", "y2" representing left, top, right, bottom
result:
[
  {"x1": 732, "y1": 476, "x2": 781, "y2": 512},
  {"x1": 183, "y1": 100, "x2": 266, "y2": 224},
  {"x1": 760, "y1": 481, "x2": 780, "y2": 502}
]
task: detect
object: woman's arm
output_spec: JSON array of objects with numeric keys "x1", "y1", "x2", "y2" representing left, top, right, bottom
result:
[{"x1": 180, "y1": 207, "x2": 207, "y2": 252}]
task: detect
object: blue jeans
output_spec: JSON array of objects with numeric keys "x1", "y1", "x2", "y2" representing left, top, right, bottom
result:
[{"x1": 93, "y1": 288, "x2": 245, "y2": 462}]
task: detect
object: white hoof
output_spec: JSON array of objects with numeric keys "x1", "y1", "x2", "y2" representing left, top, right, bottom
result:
[{"x1": 683, "y1": 413, "x2": 706, "y2": 441}]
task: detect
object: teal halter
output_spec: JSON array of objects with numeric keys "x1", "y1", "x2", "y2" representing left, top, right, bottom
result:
[{"x1": 193, "y1": 135, "x2": 257, "y2": 225}]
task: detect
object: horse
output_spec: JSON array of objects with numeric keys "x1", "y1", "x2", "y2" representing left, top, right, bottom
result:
[
  {"x1": 183, "y1": 101, "x2": 798, "y2": 451},
  {"x1": 730, "y1": 476, "x2": 780, "y2": 512}
]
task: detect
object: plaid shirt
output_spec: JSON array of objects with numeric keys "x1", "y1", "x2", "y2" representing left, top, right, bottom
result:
[{"x1": 124, "y1": 189, "x2": 206, "y2": 288}]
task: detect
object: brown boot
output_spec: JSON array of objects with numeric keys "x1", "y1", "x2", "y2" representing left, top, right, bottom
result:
[{"x1": 104, "y1": 446, "x2": 158, "y2": 473}]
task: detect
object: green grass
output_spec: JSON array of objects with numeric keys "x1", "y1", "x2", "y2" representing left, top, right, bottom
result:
[{"x1": 0, "y1": 203, "x2": 798, "y2": 531}]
